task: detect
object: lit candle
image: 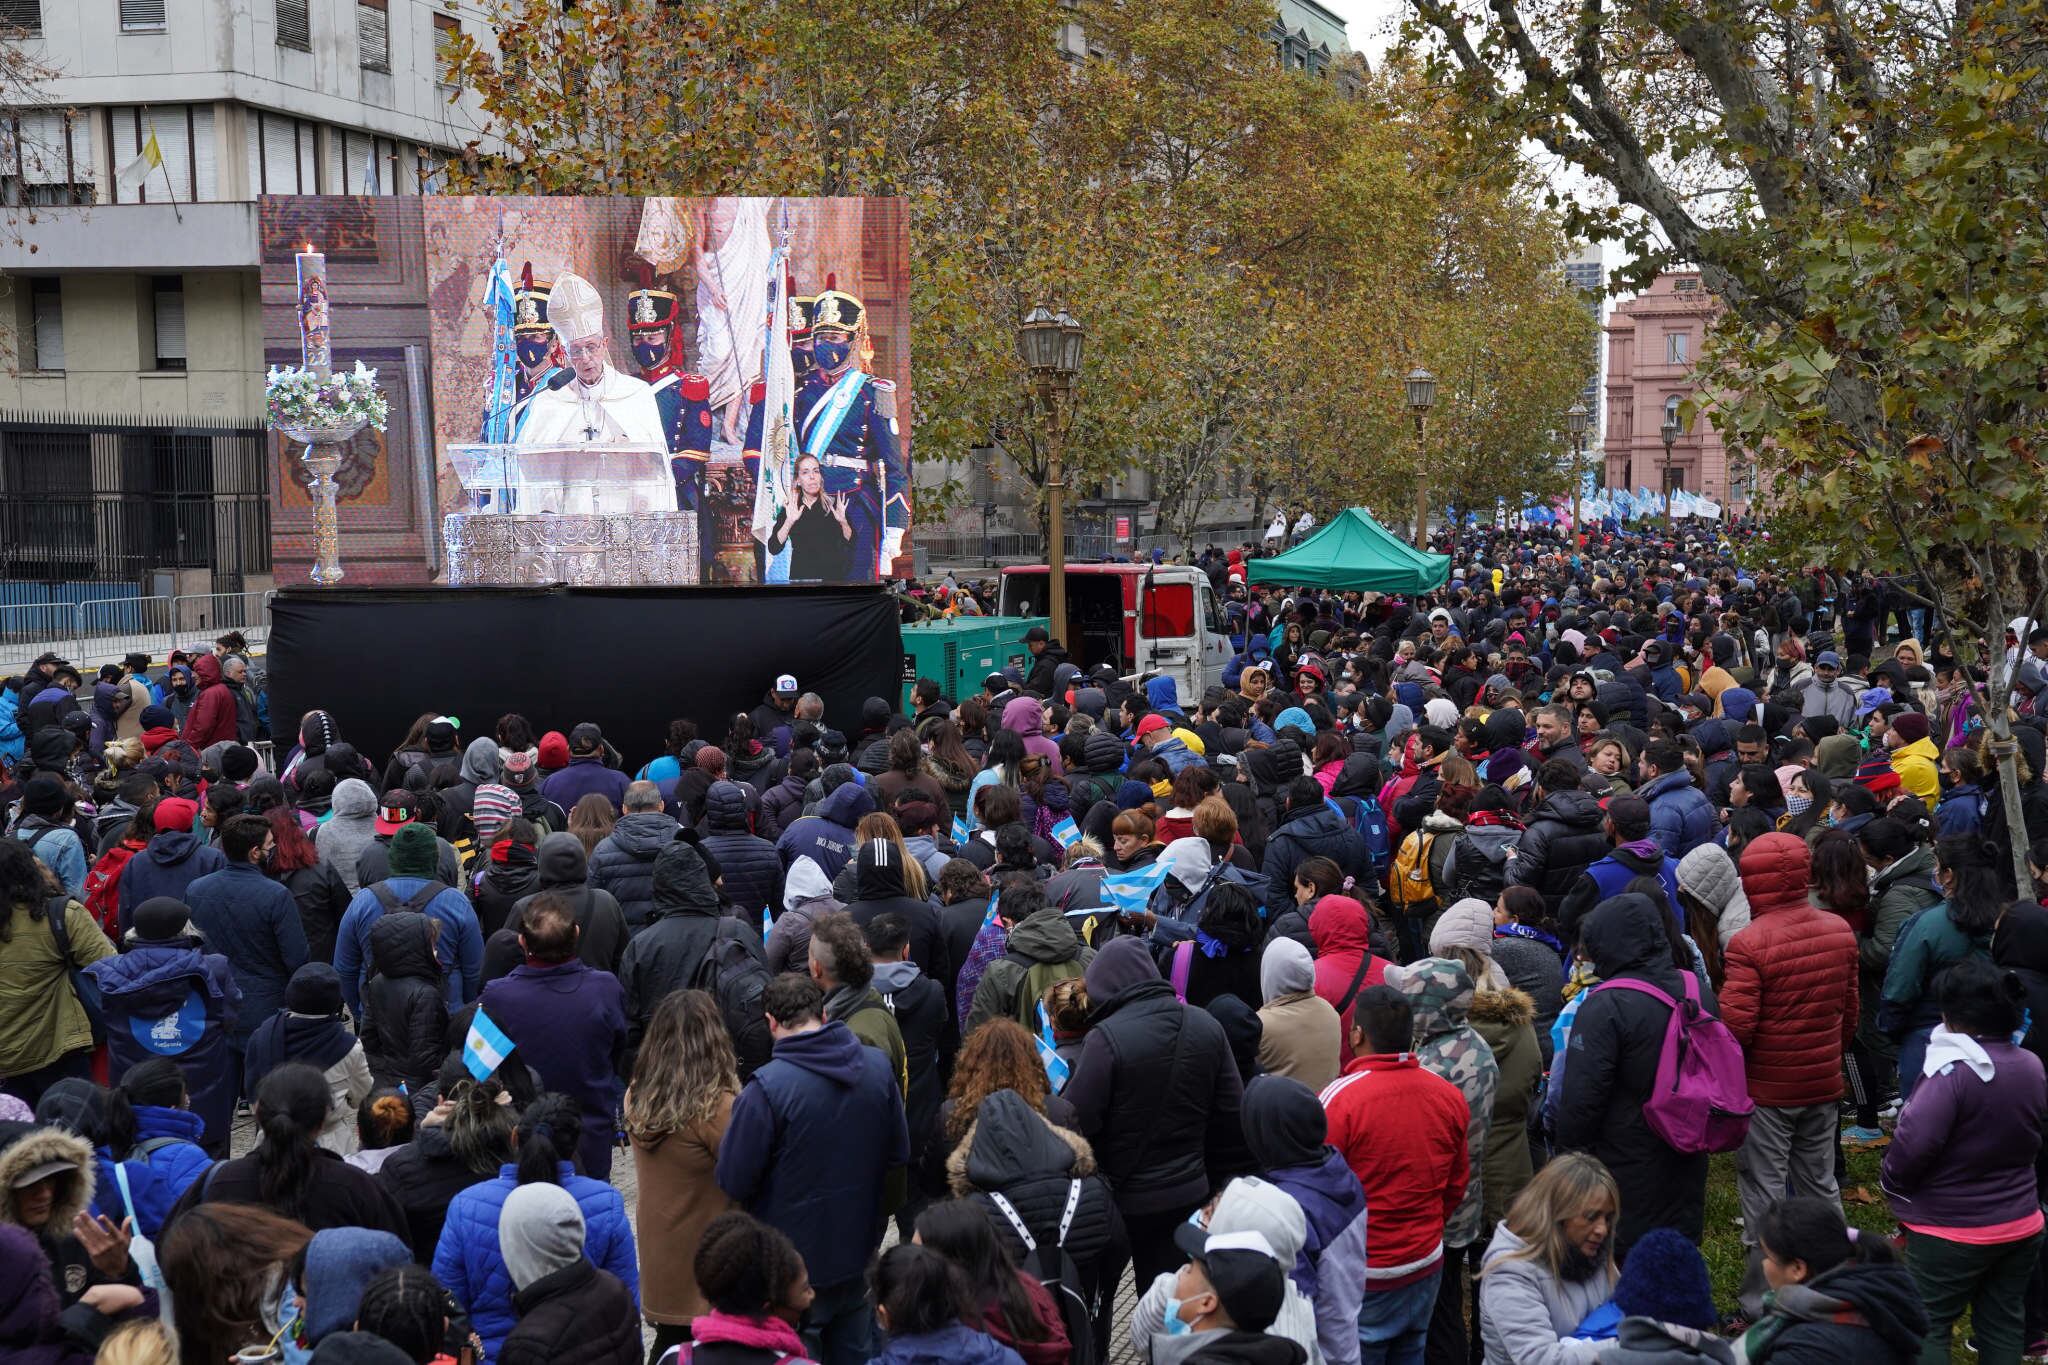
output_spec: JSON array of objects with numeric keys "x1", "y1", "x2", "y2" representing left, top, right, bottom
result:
[{"x1": 296, "y1": 244, "x2": 331, "y2": 377}]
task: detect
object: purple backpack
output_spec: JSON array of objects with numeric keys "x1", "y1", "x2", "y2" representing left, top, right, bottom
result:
[{"x1": 1593, "y1": 973, "x2": 1754, "y2": 1154}]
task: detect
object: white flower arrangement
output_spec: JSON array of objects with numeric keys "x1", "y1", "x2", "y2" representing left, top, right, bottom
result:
[{"x1": 266, "y1": 360, "x2": 390, "y2": 433}]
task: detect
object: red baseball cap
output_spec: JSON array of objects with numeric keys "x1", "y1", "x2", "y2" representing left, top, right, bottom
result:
[
  {"x1": 153, "y1": 796, "x2": 198, "y2": 833},
  {"x1": 374, "y1": 789, "x2": 420, "y2": 836},
  {"x1": 1135, "y1": 714, "x2": 1170, "y2": 738}
]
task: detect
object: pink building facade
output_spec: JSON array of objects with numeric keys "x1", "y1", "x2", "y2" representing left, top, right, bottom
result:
[{"x1": 1602, "y1": 271, "x2": 1749, "y2": 509}]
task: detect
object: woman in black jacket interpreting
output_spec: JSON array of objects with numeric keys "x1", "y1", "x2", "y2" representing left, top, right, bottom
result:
[{"x1": 768, "y1": 455, "x2": 854, "y2": 582}]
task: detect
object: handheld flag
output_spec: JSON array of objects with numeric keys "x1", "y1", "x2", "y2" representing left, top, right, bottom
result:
[
  {"x1": 763, "y1": 903, "x2": 774, "y2": 942},
  {"x1": 981, "y1": 889, "x2": 1001, "y2": 930},
  {"x1": 1050, "y1": 816, "x2": 1081, "y2": 849},
  {"x1": 1036, "y1": 1002, "x2": 1071, "y2": 1091},
  {"x1": 462, "y1": 1008, "x2": 516, "y2": 1082},
  {"x1": 952, "y1": 814, "x2": 971, "y2": 846},
  {"x1": 1101, "y1": 860, "x2": 1171, "y2": 917}
]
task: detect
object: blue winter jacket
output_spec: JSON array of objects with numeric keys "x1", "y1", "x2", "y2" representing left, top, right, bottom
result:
[
  {"x1": 184, "y1": 861, "x2": 309, "y2": 1048},
  {"x1": 125, "y1": 1105, "x2": 213, "y2": 1230},
  {"x1": 116, "y1": 833, "x2": 227, "y2": 937},
  {"x1": 868, "y1": 1323, "x2": 1023, "y2": 1365},
  {"x1": 432, "y1": 1163, "x2": 639, "y2": 1363},
  {"x1": 1637, "y1": 770, "x2": 1717, "y2": 860},
  {"x1": 0, "y1": 685, "x2": 22, "y2": 766},
  {"x1": 13, "y1": 817, "x2": 87, "y2": 900},
  {"x1": 333, "y1": 877, "x2": 484, "y2": 1018},
  {"x1": 85, "y1": 939, "x2": 240, "y2": 1149},
  {"x1": 714, "y1": 1020, "x2": 909, "y2": 1291},
  {"x1": 1263, "y1": 1149, "x2": 1369, "y2": 1365}
]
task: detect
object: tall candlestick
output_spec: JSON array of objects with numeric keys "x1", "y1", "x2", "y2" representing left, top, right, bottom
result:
[{"x1": 296, "y1": 247, "x2": 331, "y2": 377}]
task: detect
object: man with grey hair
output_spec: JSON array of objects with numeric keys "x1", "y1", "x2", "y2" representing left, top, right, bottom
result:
[
  {"x1": 1530, "y1": 703, "x2": 1587, "y2": 773},
  {"x1": 587, "y1": 778, "x2": 679, "y2": 931}
]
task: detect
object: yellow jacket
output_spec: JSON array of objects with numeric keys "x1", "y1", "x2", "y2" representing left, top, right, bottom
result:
[{"x1": 1890, "y1": 736, "x2": 1941, "y2": 809}]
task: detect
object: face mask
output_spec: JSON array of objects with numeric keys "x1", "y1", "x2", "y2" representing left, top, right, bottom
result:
[
  {"x1": 1785, "y1": 792, "x2": 1813, "y2": 817},
  {"x1": 1163, "y1": 1298, "x2": 1194, "y2": 1336},
  {"x1": 814, "y1": 338, "x2": 852, "y2": 371},
  {"x1": 516, "y1": 337, "x2": 553, "y2": 368},
  {"x1": 631, "y1": 336, "x2": 667, "y2": 371}
]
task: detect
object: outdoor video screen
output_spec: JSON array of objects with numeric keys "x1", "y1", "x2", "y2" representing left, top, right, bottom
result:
[{"x1": 259, "y1": 195, "x2": 911, "y2": 588}]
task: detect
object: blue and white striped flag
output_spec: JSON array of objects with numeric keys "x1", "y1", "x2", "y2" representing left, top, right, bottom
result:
[
  {"x1": 1101, "y1": 860, "x2": 1171, "y2": 917},
  {"x1": 952, "y1": 814, "x2": 971, "y2": 846},
  {"x1": 1050, "y1": 816, "x2": 1081, "y2": 848},
  {"x1": 981, "y1": 889, "x2": 1001, "y2": 929},
  {"x1": 1036, "y1": 1002, "x2": 1071, "y2": 1091},
  {"x1": 762, "y1": 904, "x2": 774, "y2": 942},
  {"x1": 462, "y1": 1008, "x2": 516, "y2": 1082}
]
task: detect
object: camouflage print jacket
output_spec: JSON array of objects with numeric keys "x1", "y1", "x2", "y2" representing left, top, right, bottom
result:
[{"x1": 1394, "y1": 955, "x2": 1499, "y2": 1249}]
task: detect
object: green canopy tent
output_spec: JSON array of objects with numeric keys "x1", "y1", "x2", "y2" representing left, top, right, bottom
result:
[{"x1": 1245, "y1": 507, "x2": 1451, "y2": 593}]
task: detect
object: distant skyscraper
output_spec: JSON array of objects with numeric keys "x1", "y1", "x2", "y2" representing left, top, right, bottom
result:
[{"x1": 1564, "y1": 245, "x2": 1605, "y2": 441}]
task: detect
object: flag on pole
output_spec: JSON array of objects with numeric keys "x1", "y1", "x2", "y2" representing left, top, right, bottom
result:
[
  {"x1": 116, "y1": 127, "x2": 164, "y2": 192},
  {"x1": 1036, "y1": 1002, "x2": 1071, "y2": 1091},
  {"x1": 1102, "y1": 860, "x2": 1171, "y2": 917},
  {"x1": 462, "y1": 1008, "x2": 516, "y2": 1081},
  {"x1": 480, "y1": 255, "x2": 520, "y2": 444},
  {"x1": 1050, "y1": 816, "x2": 1081, "y2": 849},
  {"x1": 751, "y1": 233, "x2": 796, "y2": 581}
]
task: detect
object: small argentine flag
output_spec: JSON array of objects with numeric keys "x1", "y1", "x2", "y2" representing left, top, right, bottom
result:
[
  {"x1": 463, "y1": 1008, "x2": 516, "y2": 1082},
  {"x1": 1102, "y1": 860, "x2": 1171, "y2": 917},
  {"x1": 1036, "y1": 1002, "x2": 1071, "y2": 1091},
  {"x1": 952, "y1": 814, "x2": 971, "y2": 845},
  {"x1": 762, "y1": 904, "x2": 775, "y2": 941},
  {"x1": 1050, "y1": 816, "x2": 1081, "y2": 848},
  {"x1": 981, "y1": 889, "x2": 1001, "y2": 929}
]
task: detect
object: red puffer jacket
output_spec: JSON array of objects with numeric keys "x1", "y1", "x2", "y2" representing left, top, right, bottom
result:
[{"x1": 1721, "y1": 833, "x2": 1861, "y2": 1106}]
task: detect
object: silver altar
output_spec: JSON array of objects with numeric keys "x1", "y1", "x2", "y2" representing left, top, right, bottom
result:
[{"x1": 443, "y1": 442, "x2": 700, "y2": 586}]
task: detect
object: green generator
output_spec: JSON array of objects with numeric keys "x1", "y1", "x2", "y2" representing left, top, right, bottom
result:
[{"x1": 900, "y1": 615, "x2": 1049, "y2": 709}]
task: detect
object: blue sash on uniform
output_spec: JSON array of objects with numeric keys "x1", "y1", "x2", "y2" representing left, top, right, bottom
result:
[{"x1": 802, "y1": 369, "x2": 870, "y2": 460}]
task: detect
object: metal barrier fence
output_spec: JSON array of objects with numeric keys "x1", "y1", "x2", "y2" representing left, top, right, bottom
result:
[{"x1": 0, "y1": 590, "x2": 275, "y2": 666}]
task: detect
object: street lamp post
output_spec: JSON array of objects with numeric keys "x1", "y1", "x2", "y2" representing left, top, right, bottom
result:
[
  {"x1": 1566, "y1": 402, "x2": 1590, "y2": 548},
  {"x1": 1659, "y1": 410, "x2": 1682, "y2": 535},
  {"x1": 1017, "y1": 306, "x2": 1086, "y2": 646},
  {"x1": 1404, "y1": 367, "x2": 1437, "y2": 552}
]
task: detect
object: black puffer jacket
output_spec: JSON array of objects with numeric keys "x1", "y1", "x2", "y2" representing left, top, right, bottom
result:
[
  {"x1": 1553, "y1": 892, "x2": 1716, "y2": 1257},
  {"x1": 497, "y1": 1258, "x2": 642, "y2": 1365},
  {"x1": 947, "y1": 1088, "x2": 1122, "y2": 1310},
  {"x1": 507, "y1": 833, "x2": 628, "y2": 977},
  {"x1": 1060, "y1": 941, "x2": 1251, "y2": 1217},
  {"x1": 700, "y1": 780, "x2": 784, "y2": 922},
  {"x1": 843, "y1": 840, "x2": 949, "y2": 985},
  {"x1": 1505, "y1": 788, "x2": 1611, "y2": 916},
  {"x1": 375, "y1": 1120, "x2": 493, "y2": 1262},
  {"x1": 616, "y1": 841, "x2": 764, "y2": 1052},
  {"x1": 1066, "y1": 731, "x2": 1130, "y2": 824},
  {"x1": 586, "y1": 809, "x2": 679, "y2": 931},
  {"x1": 361, "y1": 911, "x2": 449, "y2": 1092},
  {"x1": 1260, "y1": 799, "x2": 1369, "y2": 894}
]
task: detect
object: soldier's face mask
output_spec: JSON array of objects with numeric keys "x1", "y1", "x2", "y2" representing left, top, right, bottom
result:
[
  {"x1": 517, "y1": 336, "x2": 553, "y2": 368},
  {"x1": 631, "y1": 333, "x2": 668, "y2": 371},
  {"x1": 813, "y1": 336, "x2": 852, "y2": 371}
]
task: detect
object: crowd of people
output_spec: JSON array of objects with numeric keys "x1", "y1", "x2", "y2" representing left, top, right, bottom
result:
[{"x1": 4, "y1": 521, "x2": 2048, "y2": 1365}]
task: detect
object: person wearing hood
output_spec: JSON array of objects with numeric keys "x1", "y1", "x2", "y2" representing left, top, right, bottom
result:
[
  {"x1": 490, "y1": 1181, "x2": 641, "y2": 1365},
  {"x1": 965, "y1": 879, "x2": 1091, "y2": 1035},
  {"x1": 866, "y1": 915, "x2": 949, "y2": 1195},
  {"x1": 1881, "y1": 710, "x2": 1940, "y2": 810},
  {"x1": 586, "y1": 780, "x2": 680, "y2": 932},
  {"x1": 177, "y1": 654, "x2": 238, "y2": 750},
  {"x1": 358, "y1": 911, "x2": 449, "y2": 1095},
  {"x1": 1387, "y1": 956, "x2": 1498, "y2": 1365},
  {"x1": 1256, "y1": 938, "x2": 1341, "y2": 1093},
  {"x1": 1241, "y1": 1077, "x2": 1367, "y2": 1365},
  {"x1": 620, "y1": 840, "x2": 770, "y2": 1072},
  {"x1": 292, "y1": 1225, "x2": 415, "y2": 1357},
  {"x1": 333, "y1": 823, "x2": 482, "y2": 1019},
  {"x1": 0, "y1": 675, "x2": 22, "y2": 770},
  {"x1": 1736, "y1": 1196, "x2": 1928, "y2": 1364},
  {"x1": 85, "y1": 681, "x2": 132, "y2": 765},
  {"x1": 314, "y1": 778, "x2": 380, "y2": 894},
  {"x1": 842, "y1": 835, "x2": 948, "y2": 987},
  {"x1": 1129, "y1": 1178, "x2": 1323, "y2": 1365},
  {"x1": 1062, "y1": 937, "x2": 1250, "y2": 1288},
  {"x1": 84, "y1": 897, "x2": 239, "y2": 1153},
  {"x1": 702, "y1": 778, "x2": 785, "y2": 921},
  {"x1": 502, "y1": 831, "x2": 628, "y2": 977},
  {"x1": 243, "y1": 963, "x2": 374, "y2": 1154},
  {"x1": 30, "y1": 1077, "x2": 174, "y2": 1240},
  {"x1": 480, "y1": 894, "x2": 628, "y2": 1181},
  {"x1": 716, "y1": 973, "x2": 908, "y2": 1365},
  {"x1": 1721, "y1": 832, "x2": 1860, "y2": 1318},
  {"x1": 10, "y1": 773, "x2": 88, "y2": 900},
  {"x1": 154, "y1": 663, "x2": 196, "y2": 731},
  {"x1": 767, "y1": 854, "x2": 842, "y2": 976},
  {"x1": 434, "y1": 736, "x2": 504, "y2": 850},
  {"x1": 1503, "y1": 764, "x2": 1611, "y2": 919},
  {"x1": 776, "y1": 778, "x2": 875, "y2": 883},
  {"x1": 0, "y1": 1121, "x2": 151, "y2": 1316},
  {"x1": 1882, "y1": 957, "x2": 2044, "y2": 1365},
  {"x1": 471, "y1": 817, "x2": 541, "y2": 940},
  {"x1": 1000, "y1": 694, "x2": 1066, "y2": 778},
  {"x1": 1553, "y1": 893, "x2": 1713, "y2": 1256},
  {"x1": 1306, "y1": 895, "x2": 1388, "y2": 1066}
]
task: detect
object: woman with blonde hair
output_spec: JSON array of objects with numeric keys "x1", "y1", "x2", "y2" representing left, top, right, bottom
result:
[
  {"x1": 626, "y1": 988, "x2": 740, "y2": 1359},
  {"x1": 1477, "y1": 1152, "x2": 1621, "y2": 1365},
  {"x1": 91, "y1": 1319, "x2": 179, "y2": 1365},
  {"x1": 844, "y1": 810, "x2": 928, "y2": 901}
]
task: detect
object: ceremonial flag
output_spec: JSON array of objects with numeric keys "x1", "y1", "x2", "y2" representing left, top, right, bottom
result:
[
  {"x1": 1050, "y1": 816, "x2": 1081, "y2": 849},
  {"x1": 751, "y1": 233, "x2": 796, "y2": 581},
  {"x1": 1036, "y1": 1002, "x2": 1071, "y2": 1091},
  {"x1": 116, "y1": 127, "x2": 163, "y2": 191},
  {"x1": 480, "y1": 254, "x2": 520, "y2": 444},
  {"x1": 462, "y1": 1008, "x2": 516, "y2": 1081},
  {"x1": 1102, "y1": 860, "x2": 1171, "y2": 917}
]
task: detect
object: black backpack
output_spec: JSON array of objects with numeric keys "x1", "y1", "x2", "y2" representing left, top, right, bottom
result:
[
  {"x1": 984, "y1": 1184, "x2": 1098, "y2": 1365},
  {"x1": 690, "y1": 925, "x2": 773, "y2": 1077}
]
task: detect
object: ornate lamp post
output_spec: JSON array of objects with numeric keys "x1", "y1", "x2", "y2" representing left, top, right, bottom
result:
[
  {"x1": 1567, "y1": 401, "x2": 1590, "y2": 547},
  {"x1": 1660, "y1": 409, "x2": 1683, "y2": 534},
  {"x1": 1404, "y1": 367, "x2": 1437, "y2": 551},
  {"x1": 1017, "y1": 306, "x2": 1085, "y2": 645}
]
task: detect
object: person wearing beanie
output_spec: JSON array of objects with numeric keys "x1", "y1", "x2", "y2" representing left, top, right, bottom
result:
[
  {"x1": 219, "y1": 744, "x2": 260, "y2": 786},
  {"x1": 135, "y1": 703, "x2": 179, "y2": 754},
  {"x1": 1428, "y1": 900, "x2": 1513, "y2": 992},
  {"x1": 84, "y1": 895, "x2": 239, "y2": 1155},
  {"x1": 334, "y1": 821, "x2": 483, "y2": 1021},
  {"x1": 11, "y1": 771, "x2": 87, "y2": 899},
  {"x1": 467, "y1": 783, "x2": 521, "y2": 854},
  {"x1": 242, "y1": 962, "x2": 373, "y2": 1153},
  {"x1": 112, "y1": 791, "x2": 222, "y2": 943},
  {"x1": 492, "y1": 1181, "x2": 640, "y2": 1365},
  {"x1": 1882, "y1": 710, "x2": 1939, "y2": 809},
  {"x1": 1568, "y1": 1228, "x2": 1720, "y2": 1352},
  {"x1": 536, "y1": 730, "x2": 572, "y2": 774},
  {"x1": 313, "y1": 777, "x2": 380, "y2": 894}
]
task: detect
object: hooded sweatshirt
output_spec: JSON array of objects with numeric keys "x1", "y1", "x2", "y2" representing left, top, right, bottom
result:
[
  {"x1": 1242, "y1": 1077, "x2": 1367, "y2": 1365},
  {"x1": 1392, "y1": 957, "x2": 1497, "y2": 1249},
  {"x1": 766, "y1": 855, "x2": 840, "y2": 975},
  {"x1": 1001, "y1": 695, "x2": 1064, "y2": 776},
  {"x1": 1255, "y1": 938, "x2": 1341, "y2": 1093},
  {"x1": 1307, "y1": 896, "x2": 1386, "y2": 1064},
  {"x1": 1129, "y1": 1176, "x2": 1326, "y2": 1365},
  {"x1": 316, "y1": 779, "x2": 381, "y2": 894},
  {"x1": 775, "y1": 781, "x2": 875, "y2": 882},
  {"x1": 844, "y1": 838, "x2": 948, "y2": 982},
  {"x1": 299, "y1": 1228, "x2": 413, "y2": 1346}
]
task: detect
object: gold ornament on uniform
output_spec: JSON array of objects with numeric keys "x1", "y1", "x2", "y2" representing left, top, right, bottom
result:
[
  {"x1": 632, "y1": 294, "x2": 657, "y2": 325},
  {"x1": 516, "y1": 297, "x2": 540, "y2": 326}
]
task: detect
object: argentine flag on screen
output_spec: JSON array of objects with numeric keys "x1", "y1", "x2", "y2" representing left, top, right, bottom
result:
[
  {"x1": 1050, "y1": 816, "x2": 1081, "y2": 848},
  {"x1": 463, "y1": 1008, "x2": 516, "y2": 1082},
  {"x1": 1102, "y1": 860, "x2": 1171, "y2": 917}
]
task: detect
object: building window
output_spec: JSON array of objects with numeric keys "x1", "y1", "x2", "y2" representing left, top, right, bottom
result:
[
  {"x1": 152, "y1": 276, "x2": 187, "y2": 371},
  {"x1": 29, "y1": 278, "x2": 63, "y2": 372},
  {"x1": 247, "y1": 110, "x2": 321, "y2": 194},
  {"x1": 357, "y1": 0, "x2": 389, "y2": 71},
  {"x1": 3, "y1": 110, "x2": 95, "y2": 206},
  {"x1": 1663, "y1": 464, "x2": 1687, "y2": 492},
  {"x1": 277, "y1": 0, "x2": 310, "y2": 50},
  {"x1": 0, "y1": 0, "x2": 40, "y2": 36},
  {"x1": 1665, "y1": 331, "x2": 1688, "y2": 365},
  {"x1": 1663, "y1": 394, "x2": 1683, "y2": 428},
  {"x1": 119, "y1": 0, "x2": 165, "y2": 30},
  {"x1": 434, "y1": 13, "x2": 461, "y2": 82}
]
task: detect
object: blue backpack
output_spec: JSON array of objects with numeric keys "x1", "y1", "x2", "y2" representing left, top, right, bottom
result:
[{"x1": 1329, "y1": 796, "x2": 1391, "y2": 879}]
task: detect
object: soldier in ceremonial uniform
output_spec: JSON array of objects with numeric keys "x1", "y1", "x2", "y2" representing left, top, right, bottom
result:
[
  {"x1": 626, "y1": 274, "x2": 717, "y2": 571},
  {"x1": 792, "y1": 287, "x2": 907, "y2": 581},
  {"x1": 511, "y1": 264, "x2": 565, "y2": 434}
]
